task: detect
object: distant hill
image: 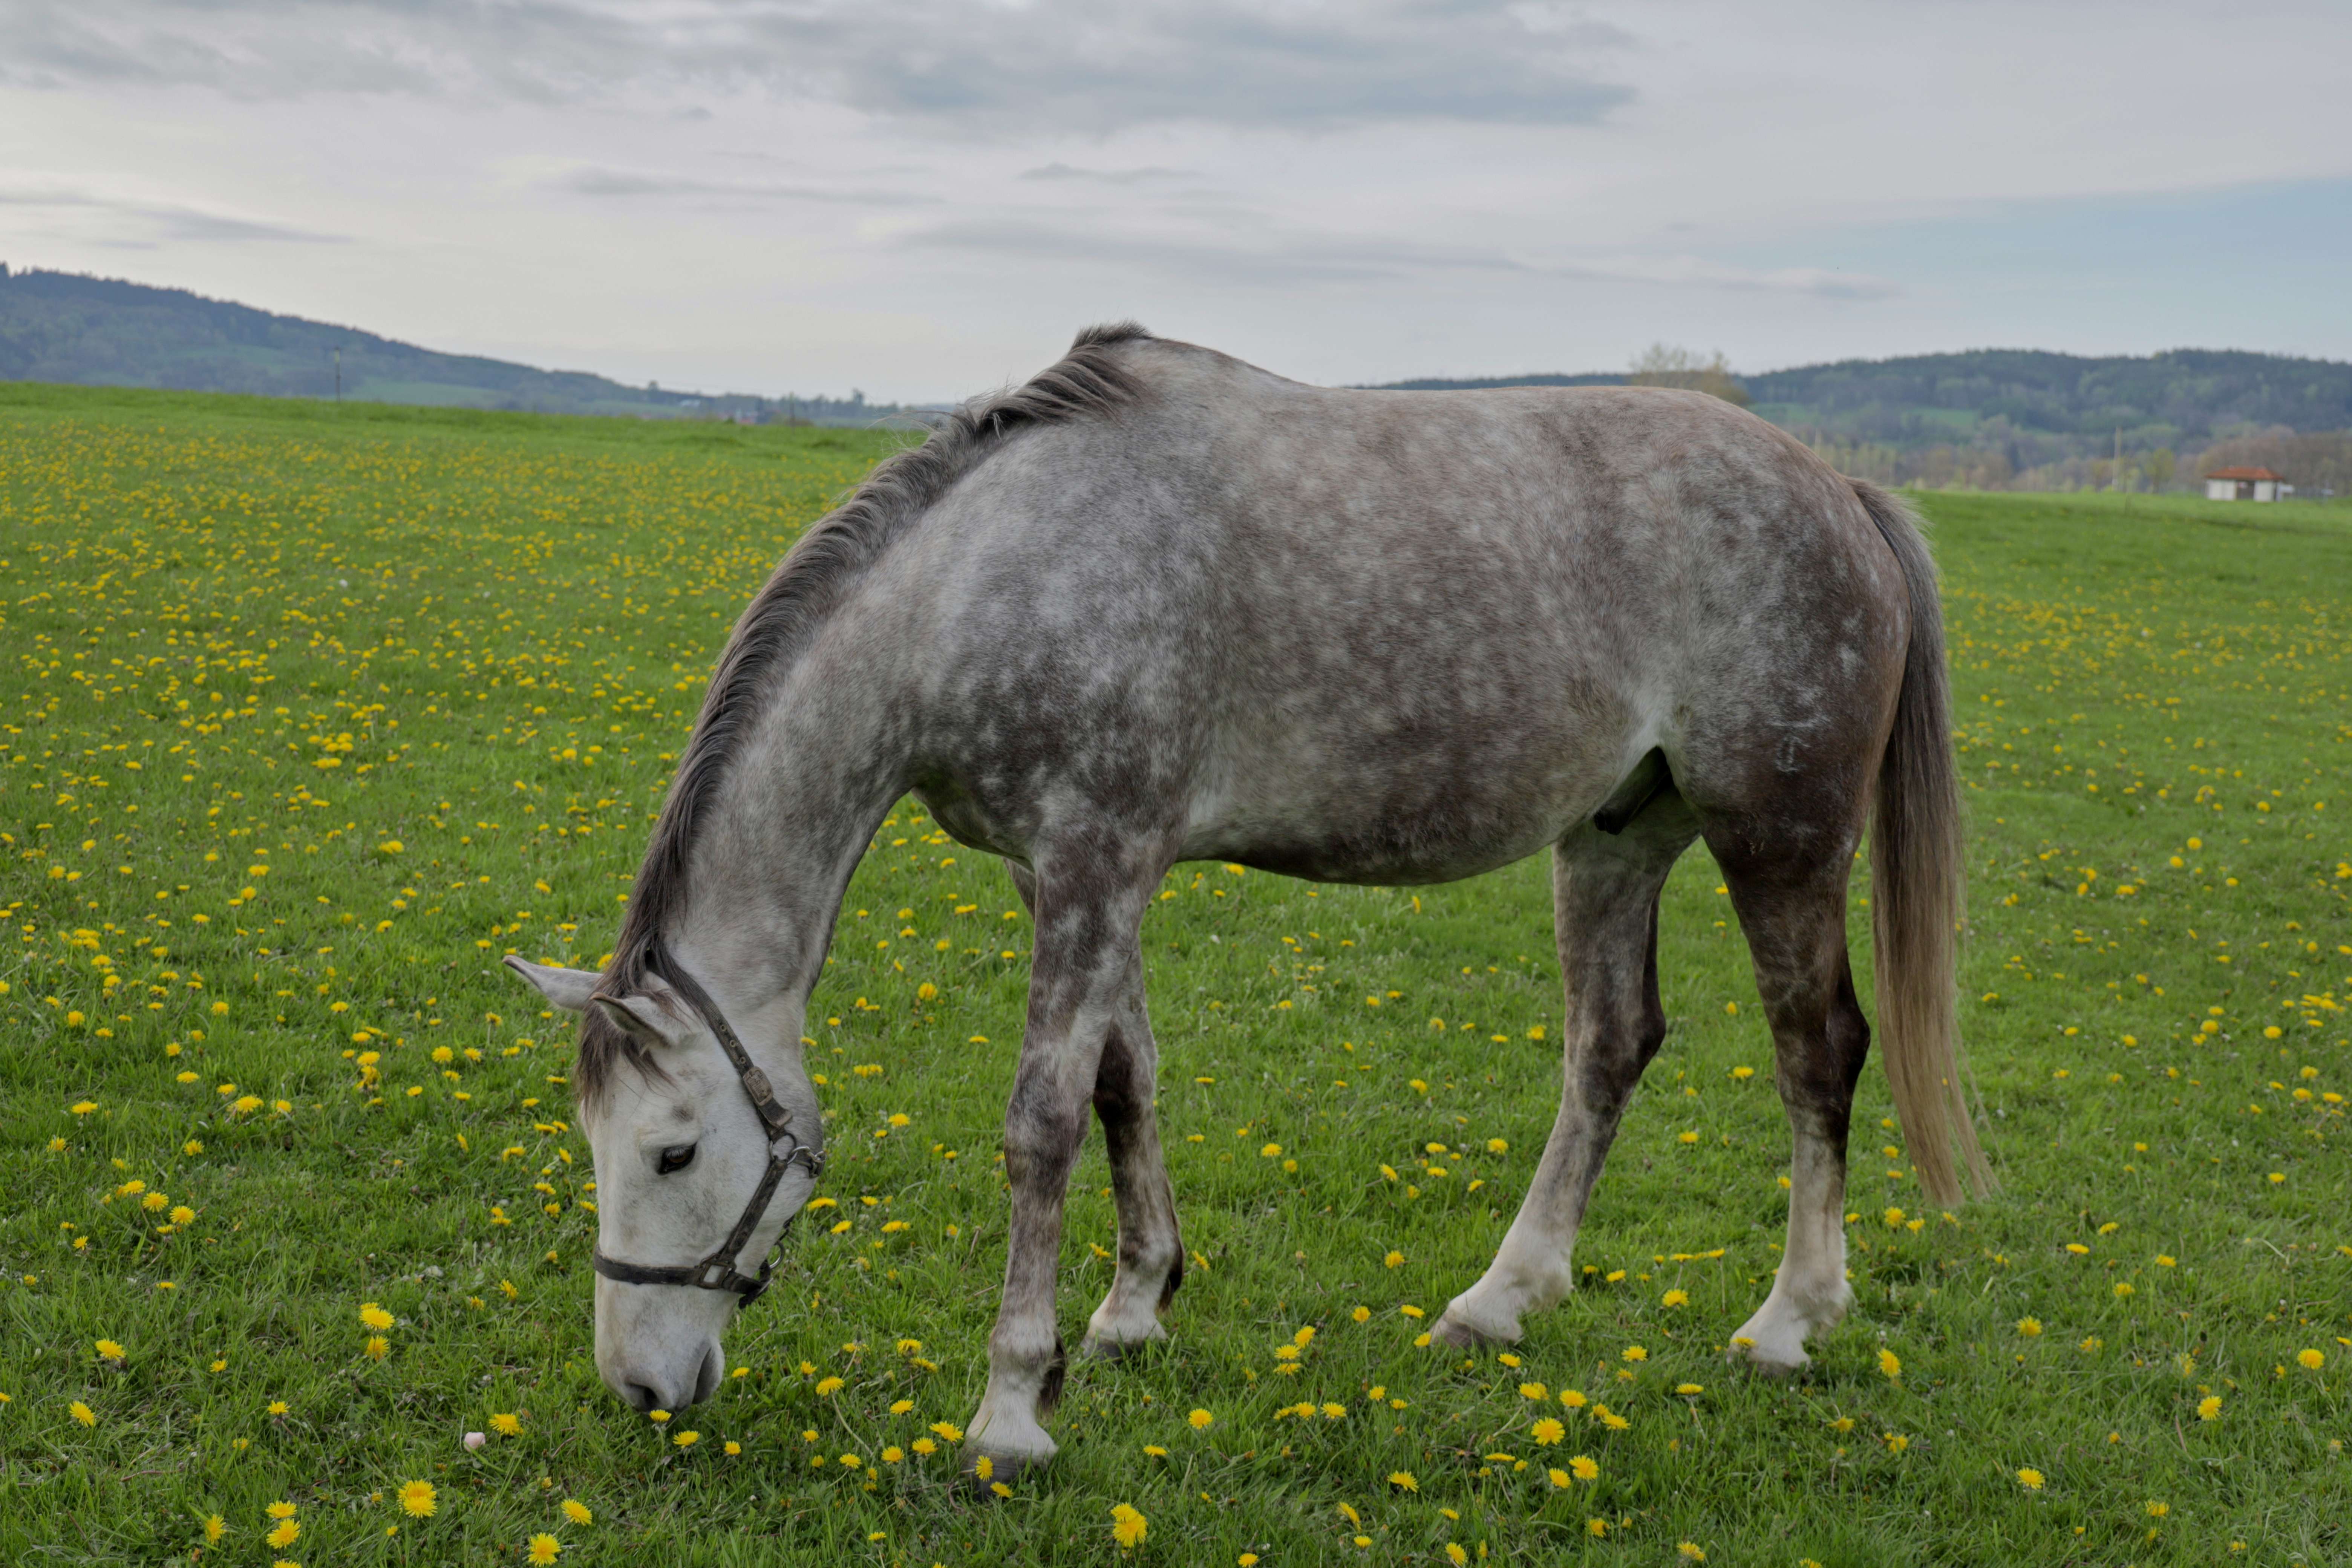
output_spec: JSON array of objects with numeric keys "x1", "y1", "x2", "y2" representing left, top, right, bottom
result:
[
  {"x1": 1373, "y1": 348, "x2": 2352, "y2": 491},
  {"x1": 10, "y1": 265, "x2": 2349, "y2": 490},
  {"x1": 0, "y1": 266, "x2": 904, "y2": 426}
]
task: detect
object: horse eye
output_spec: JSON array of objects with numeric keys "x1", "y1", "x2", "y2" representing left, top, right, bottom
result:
[{"x1": 657, "y1": 1144, "x2": 697, "y2": 1175}]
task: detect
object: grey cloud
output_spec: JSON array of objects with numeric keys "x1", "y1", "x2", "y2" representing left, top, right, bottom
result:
[
  {"x1": 553, "y1": 166, "x2": 939, "y2": 206},
  {"x1": 1019, "y1": 164, "x2": 1196, "y2": 185},
  {"x1": 0, "y1": 186, "x2": 344, "y2": 243},
  {"x1": 0, "y1": 0, "x2": 1637, "y2": 131},
  {"x1": 904, "y1": 216, "x2": 1898, "y2": 299},
  {"x1": 902, "y1": 217, "x2": 1517, "y2": 285}
]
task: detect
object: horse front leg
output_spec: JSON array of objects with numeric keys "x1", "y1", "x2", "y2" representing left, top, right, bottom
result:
[
  {"x1": 1081, "y1": 971, "x2": 1183, "y2": 1358},
  {"x1": 964, "y1": 862, "x2": 1154, "y2": 1482}
]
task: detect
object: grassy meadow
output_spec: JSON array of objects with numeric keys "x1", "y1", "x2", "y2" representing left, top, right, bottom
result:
[{"x1": 1, "y1": 381, "x2": 2346, "y2": 1566}]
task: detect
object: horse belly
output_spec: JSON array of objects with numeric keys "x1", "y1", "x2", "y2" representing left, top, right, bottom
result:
[{"x1": 1182, "y1": 708, "x2": 1635, "y2": 885}]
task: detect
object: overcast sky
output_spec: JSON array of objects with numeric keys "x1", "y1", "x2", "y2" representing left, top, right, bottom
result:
[{"x1": 3, "y1": 0, "x2": 2348, "y2": 401}]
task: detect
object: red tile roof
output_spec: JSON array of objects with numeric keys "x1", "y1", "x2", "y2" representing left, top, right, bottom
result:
[{"x1": 2205, "y1": 466, "x2": 2284, "y2": 481}]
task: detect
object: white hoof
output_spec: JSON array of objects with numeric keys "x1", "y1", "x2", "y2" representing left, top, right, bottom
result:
[
  {"x1": 964, "y1": 1400, "x2": 1057, "y2": 1487},
  {"x1": 1432, "y1": 1287, "x2": 1523, "y2": 1349},
  {"x1": 1729, "y1": 1297, "x2": 1824, "y2": 1375}
]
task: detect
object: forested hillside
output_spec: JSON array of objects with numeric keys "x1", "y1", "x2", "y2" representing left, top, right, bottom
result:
[
  {"x1": 1379, "y1": 348, "x2": 2352, "y2": 492},
  {"x1": 0, "y1": 266, "x2": 899, "y2": 424}
]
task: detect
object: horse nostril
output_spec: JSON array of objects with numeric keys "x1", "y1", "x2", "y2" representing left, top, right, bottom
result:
[{"x1": 623, "y1": 1382, "x2": 660, "y2": 1413}]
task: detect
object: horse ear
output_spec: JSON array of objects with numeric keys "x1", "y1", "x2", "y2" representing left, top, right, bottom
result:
[
  {"x1": 504, "y1": 956, "x2": 600, "y2": 1014},
  {"x1": 590, "y1": 981, "x2": 695, "y2": 1050}
]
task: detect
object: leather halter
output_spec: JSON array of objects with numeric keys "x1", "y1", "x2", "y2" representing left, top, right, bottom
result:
[{"x1": 588, "y1": 943, "x2": 824, "y2": 1307}]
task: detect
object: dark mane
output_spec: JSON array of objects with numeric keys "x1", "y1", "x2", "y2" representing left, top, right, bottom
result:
[{"x1": 574, "y1": 321, "x2": 1155, "y2": 1103}]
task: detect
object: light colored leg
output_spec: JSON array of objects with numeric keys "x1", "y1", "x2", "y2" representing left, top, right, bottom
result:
[
  {"x1": 965, "y1": 862, "x2": 1153, "y2": 1481},
  {"x1": 1436, "y1": 812, "x2": 1692, "y2": 1348},
  {"x1": 1730, "y1": 1125, "x2": 1853, "y2": 1371},
  {"x1": 1081, "y1": 978, "x2": 1183, "y2": 1356},
  {"x1": 1715, "y1": 845, "x2": 1871, "y2": 1375}
]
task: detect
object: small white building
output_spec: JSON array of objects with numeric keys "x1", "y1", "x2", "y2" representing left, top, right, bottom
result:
[{"x1": 2205, "y1": 466, "x2": 2290, "y2": 502}]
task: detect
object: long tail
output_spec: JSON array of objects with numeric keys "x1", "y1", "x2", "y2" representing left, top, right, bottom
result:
[{"x1": 1851, "y1": 479, "x2": 1992, "y2": 1205}]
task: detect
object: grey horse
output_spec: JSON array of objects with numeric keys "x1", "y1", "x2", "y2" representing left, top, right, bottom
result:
[{"x1": 507, "y1": 323, "x2": 1987, "y2": 1479}]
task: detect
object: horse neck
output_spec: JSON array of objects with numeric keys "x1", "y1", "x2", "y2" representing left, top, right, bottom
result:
[{"x1": 664, "y1": 662, "x2": 908, "y2": 1032}]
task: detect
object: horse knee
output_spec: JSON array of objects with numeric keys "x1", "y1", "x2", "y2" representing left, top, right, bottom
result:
[{"x1": 1002, "y1": 1101, "x2": 1087, "y2": 1188}]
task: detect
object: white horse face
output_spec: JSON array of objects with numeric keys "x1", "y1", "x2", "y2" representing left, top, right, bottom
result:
[{"x1": 505, "y1": 958, "x2": 819, "y2": 1414}]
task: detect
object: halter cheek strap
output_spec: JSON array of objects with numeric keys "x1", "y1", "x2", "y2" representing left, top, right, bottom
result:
[{"x1": 588, "y1": 942, "x2": 824, "y2": 1308}]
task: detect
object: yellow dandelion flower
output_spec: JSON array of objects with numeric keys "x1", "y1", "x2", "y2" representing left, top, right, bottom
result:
[
  {"x1": 398, "y1": 1480, "x2": 437, "y2": 1517},
  {"x1": 528, "y1": 1533, "x2": 561, "y2": 1563},
  {"x1": 1622, "y1": 1345, "x2": 1646, "y2": 1363},
  {"x1": 490, "y1": 1412, "x2": 522, "y2": 1437},
  {"x1": 1110, "y1": 1504, "x2": 1148, "y2": 1549},
  {"x1": 1878, "y1": 1348, "x2": 1902, "y2": 1379},
  {"x1": 1678, "y1": 1544, "x2": 1707, "y2": 1562},
  {"x1": 673, "y1": 1430, "x2": 699, "y2": 1448},
  {"x1": 359, "y1": 1303, "x2": 394, "y2": 1332},
  {"x1": 1661, "y1": 1289, "x2": 1688, "y2": 1308},
  {"x1": 2016, "y1": 1468, "x2": 2045, "y2": 1490},
  {"x1": 1517, "y1": 1381, "x2": 1547, "y2": 1401},
  {"x1": 815, "y1": 1377, "x2": 844, "y2": 1396},
  {"x1": 2297, "y1": 1348, "x2": 2324, "y2": 1370},
  {"x1": 1387, "y1": 1470, "x2": 1417, "y2": 1492},
  {"x1": 363, "y1": 1335, "x2": 389, "y2": 1361},
  {"x1": 202, "y1": 1515, "x2": 227, "y2": 1543},
  {"x1": 1531, "y1": 1418, "x2": 1565, "y2": 1446},
  {"x1": 1570, "y1": 1454, "x2": 1599, "y2": 1481},
  {"x1": 2017, "y1": 1317, "x2": 2042, "y2": 1337},
  {"x1": 560, "y1": 1499, "x2": 592, "y2": 1525},
  {"x1": 2197, "y1": 1396, "x2": 2223, "y2": 1420},
  {"x1": 70, "y1": 1401, "x2": 96, "y2": 1427},
  {"x1": 266, "y1": 1519, "x2": 300, "y2": 1550},
  {"x1": 1560, "y1": 1389, "x2": 1587, "y2": 1409},
  {"x1": 266, "y1": 1502, "x2": 296, "y2": 1519},
  {"x1": 1188, "y1": 1408, "x2": 1213, "y2": 1429},
  {"x1": 95, "y1": 1339, "x2": 125, "y2": 1361}
]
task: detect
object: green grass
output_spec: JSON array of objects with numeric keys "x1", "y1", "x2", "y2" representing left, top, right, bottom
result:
[{"x1": 2, "y1": 383, "x2": 2345, "y2": 1566}]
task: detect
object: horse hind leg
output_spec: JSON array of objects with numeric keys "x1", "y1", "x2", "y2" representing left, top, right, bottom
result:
[
  {"x1": 1717, "y1": 838, "x2": 1872, "y2": 1375},
  {"x1": 1434, "y1": 792, "x2": 1697, "y2": 1348}
]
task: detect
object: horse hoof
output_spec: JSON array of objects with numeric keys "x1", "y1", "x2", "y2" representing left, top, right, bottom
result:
[
  {"x1": 1429, "y1": 1311, "x2": 1510, "y2": 1350},
  {"x1": 963, "y1": 1444, "x2": 1052, "y2": 1493},
  {"x1": 1726, "y1": 1335, "x2": 1809, "y2": 1377},
  {"x1": 1078, "y1": 1334, "x2": 1153, "y2": 1364}
]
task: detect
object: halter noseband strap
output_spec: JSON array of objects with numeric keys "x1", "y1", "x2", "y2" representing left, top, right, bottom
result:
[{"x1": 588, "y1": 942, "x2": 824, "y2": 1308}]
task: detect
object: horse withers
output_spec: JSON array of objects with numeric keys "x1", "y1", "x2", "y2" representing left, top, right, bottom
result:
[{"x1": 507, "y1": 323, "x2": 1988, "y2": 1479}]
